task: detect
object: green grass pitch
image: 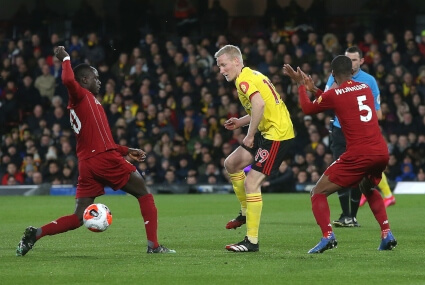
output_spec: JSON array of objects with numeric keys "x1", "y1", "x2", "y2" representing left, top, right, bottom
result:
[{"x1": 1, "y1": 193, "x2": 424, "y2": 285}]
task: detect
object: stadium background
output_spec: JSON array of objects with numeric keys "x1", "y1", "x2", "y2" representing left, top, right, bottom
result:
[{"x1": 1, "y1": 0, "x2": 425, "y2": 194}]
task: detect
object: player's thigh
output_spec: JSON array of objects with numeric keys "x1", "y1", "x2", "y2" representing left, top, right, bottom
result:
[
  {"x1": 86, "y1": 151, "x2": 137, "y2": 194},
  {"x1": 312, "y1": 174, "x2": 342, "y2": 196},
  {"x1": 76, "y1": 158, "x2": 106, "y2": 199},
  {"x1": 251, "y1": 138, "x2": 293, "y2": 176},
  {"x1": 366, "y1": 155, "x2": 389, "y2": 185},
  {"x1": 224, "y1": 146, "x2": 254, "y2": 173},
  {"x1": 121, "y1": 171, "x2": 148, "y2": 198},
  {"x1": 325, "y1": 152, "x2": 374, "y2": 189}
]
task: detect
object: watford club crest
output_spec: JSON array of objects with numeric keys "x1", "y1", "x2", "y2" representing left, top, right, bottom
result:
[{"x1": 239, "y1": 82, "x2": 249, "y2": 94}]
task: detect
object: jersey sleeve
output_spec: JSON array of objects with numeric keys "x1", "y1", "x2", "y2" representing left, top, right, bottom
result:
[
  {"x1": 298, "y1": 85, "x2": 333, "y2": 115},
  {"x1": 62, "y1": 60, "x2": 85, "y2": 104},
  {"x1": 238, "y1": 79, "x2": 259, "y2": 101}
]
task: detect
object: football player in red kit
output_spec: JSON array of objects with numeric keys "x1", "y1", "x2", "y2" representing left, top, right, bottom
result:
[
  {"x1": 283, "y1": 55, "x2": 397, "y2": 253},
  {"x1": 16, "y1": 46, "x2": 175, "y2": 256}
]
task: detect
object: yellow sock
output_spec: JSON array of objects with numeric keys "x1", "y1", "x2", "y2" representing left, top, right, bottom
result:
[
  {"x1": 246, "y1": 193, "x2": 263, "y2": 244},
  {"x1": 379, "y1": 173, "x2": 393, "y2": 198},
  {"x1": 229, "y1": 171, "x2": 247, "y2": 216}
]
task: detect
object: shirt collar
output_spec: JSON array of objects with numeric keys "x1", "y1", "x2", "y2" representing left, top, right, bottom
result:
[{"x1": 352, "y1": 69, "x2": 362, "y2": 80}]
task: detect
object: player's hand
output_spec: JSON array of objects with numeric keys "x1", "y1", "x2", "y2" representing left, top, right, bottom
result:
[
  {"x1": 300, "y1": 70, "x2": 315, "y2": 92},
  {"x1": 54, "y1": 46, "x2": 69, "y2": 62},
  {"x1": 242, "y1": 134, "x2": 254, "y2": 149},
  {"x1": 128, "y1": 148, "x2": 147, "y2": 162},
  {"x1": 283, "y1": 64, "x2": 304, "y2": 85},
  {"x1": 223, "y1": 117, "x2": 240, "y2": 130}
]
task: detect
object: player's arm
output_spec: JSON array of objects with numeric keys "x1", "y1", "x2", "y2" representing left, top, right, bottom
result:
[
  {"x1": 54, "y1": 46, "x2": 84, "y2": 103},
  {"x1": 284, "y1": 64, "x2": 323, "y2": 99},
  {"x1": 368, "y1": 77, "x2": 382, "y2": 120},
  {"x1": 223, "y1": 115, "x2": 250, "y2": 130},
  {"x1": 246, "y1": 91, "x2": 264, "y2": 137},
  {"x1": 298, "y1": 85, "x2": 328, "y2": 115},
  {"x1": 116, "y1": 144, "x2": 147, "y2": 162},
  {"x1": 376, "y1": 107, "x2": 382, "y2": 120},
  {"x1": 372, "y1": 88, "x2": 382, "y2": 120},
  {"x1": 128, "y1": 148, "x2": 146, "y2": 162},
  {"x1": 299, "y1": 70, "x2": 324, "y2": 98}
]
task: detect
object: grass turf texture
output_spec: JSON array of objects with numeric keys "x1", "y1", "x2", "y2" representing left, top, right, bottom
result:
[{"x1": 1, "y1": 194, "x2": 424, "y2": 285}]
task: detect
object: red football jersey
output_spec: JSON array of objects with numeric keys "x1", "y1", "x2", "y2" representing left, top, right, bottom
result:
[
  {"x1": 299, "y1": 80, "x2": 387, "y2": 155},
  {"x1": 62, "y1": 60, "x2": 118, "y2": 160}
]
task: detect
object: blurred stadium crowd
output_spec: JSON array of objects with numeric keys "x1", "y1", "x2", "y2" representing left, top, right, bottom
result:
[{"x1": 1, "y1": 0, "x2": 425, "y2": 192}]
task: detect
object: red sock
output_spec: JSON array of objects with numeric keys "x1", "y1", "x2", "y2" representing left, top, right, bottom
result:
[
  {"x1": 311, "y1": 194, "x2": 333, "y2": 237},
  {"x1": 38, "y1": 214, "x2": 81, "y2": 240},
  {"x1": 365, "y1": 189, "x2": 390, "y2": 231},
  {"x1": 138, "y1": 194, "x2": 159, "y2": 248}
]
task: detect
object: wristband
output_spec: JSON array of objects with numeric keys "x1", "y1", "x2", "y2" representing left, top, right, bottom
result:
[{"x1": 63, "y1": 56, "x2": 70, "y2": 62}]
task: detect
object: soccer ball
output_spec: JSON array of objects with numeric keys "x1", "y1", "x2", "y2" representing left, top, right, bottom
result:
[{"x1": 83, "y1": 203, "x2": 113, "y2": 232}]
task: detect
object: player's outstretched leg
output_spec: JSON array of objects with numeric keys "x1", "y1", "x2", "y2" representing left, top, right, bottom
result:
[
  {"x1": 16, "y1": 226, "x2": 38, "y2": 256},
  {"x1": 16, "y1": 213, "x2": 81, "y2": 256}
]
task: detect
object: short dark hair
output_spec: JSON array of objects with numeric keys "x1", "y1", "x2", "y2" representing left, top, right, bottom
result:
[
  {"x1": 345, "y1": 46, "x2": 363, "y2": 58},
  {"x1": 331, "y1": 55, "x2": 352, "y2": 77},
  {"x1": 73, "y1": 63, "x2": 92, "y2": 82}
]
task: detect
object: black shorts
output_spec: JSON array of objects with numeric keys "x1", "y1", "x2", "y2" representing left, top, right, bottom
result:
[
  {"x1": 242, "y1": 132, "x2": 294, "y2": 176},
  {"x1": 330, "y1": 126, "x2": 346, "y2": 160}
]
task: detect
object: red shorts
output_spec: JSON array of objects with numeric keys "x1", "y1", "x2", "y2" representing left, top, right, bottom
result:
[
  {"x1": 324, "y1": 152, "x2": 388, "y2": 188},
  {"x1": 76, "y1": 150, "x2": 136, "y2": 198}
]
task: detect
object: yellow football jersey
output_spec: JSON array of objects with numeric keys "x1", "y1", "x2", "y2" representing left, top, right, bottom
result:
[{"x1": 235, "y1": 67, "x2": 294, "y2": 141}]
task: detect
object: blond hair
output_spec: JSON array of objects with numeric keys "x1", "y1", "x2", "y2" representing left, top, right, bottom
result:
[{"x1": 214, "y1": 45, "x2": 243, "y2": 64}]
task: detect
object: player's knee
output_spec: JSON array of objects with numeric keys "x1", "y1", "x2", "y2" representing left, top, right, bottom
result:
[
  {"x1": 311, "y1": 185, "x2": 331, "y2": 196},
  {"x1": 223, "y1": 157, "x2": 235, "y2": 173}
]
